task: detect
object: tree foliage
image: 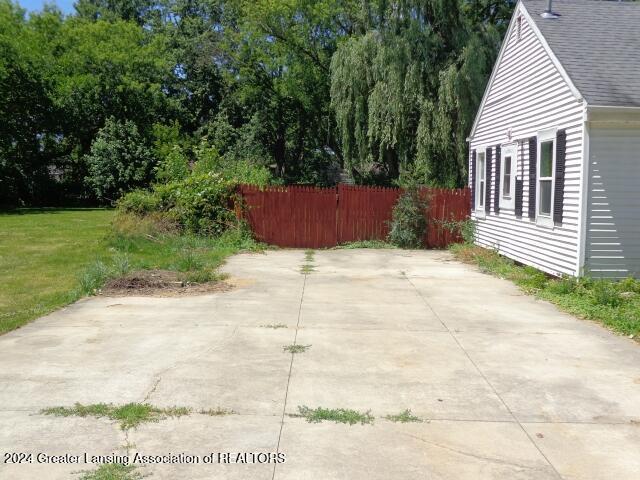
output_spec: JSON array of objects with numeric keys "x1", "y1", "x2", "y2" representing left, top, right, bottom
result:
[
  {"x1": 0, "y1": 0, "x2": 517, "y2": 206},
  {"x1": 85, "y1": 118, "x2": 155, "y2": 200}
]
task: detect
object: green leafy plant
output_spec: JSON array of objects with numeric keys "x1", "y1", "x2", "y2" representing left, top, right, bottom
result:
[
  {"x1": 41, "y1": 403, "x2": 190, "y2": 430},
  {"x1": 591, "y1": 280, "x2": 622, "y2": 307},
  {"x1": 77, "y1": 463, "x2": 143, "y2": 480},
  {"x1": 283, "y1": 344, "x2": 311, "y2": 354},
  {"x1": 293, "y1": 406, "x2": 374, "y2": 425},
  {"x1": 387, "y1": 190, "x2": 428, "y2": 249},
  {"x1": 440, "y1": 217, "x2": 476, "y2": 245},
  {"x1": 385, "y1": 409, "x2": 424, "y2": 423}
]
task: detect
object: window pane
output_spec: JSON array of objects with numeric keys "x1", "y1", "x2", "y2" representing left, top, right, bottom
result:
[
  {"x1": 479, "y1": 180, "x2": 484, "y2": 207},
  {"x1": 541, "y1": 141, "x2": 553, "y2": 177},
  {"x1": 503, "y1": 173, "x2": 511, "y2": 196},
  {"x1": 503, "y1": 156, "x2": 512, "y2": 196},
  {"x1": 540, "y1": 180, "x2": 552, "y2": 215}
]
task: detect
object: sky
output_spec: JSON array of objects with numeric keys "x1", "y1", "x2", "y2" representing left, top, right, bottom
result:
[{"x1": 18, "y1": 0, "x2": 75, "y2": 15}]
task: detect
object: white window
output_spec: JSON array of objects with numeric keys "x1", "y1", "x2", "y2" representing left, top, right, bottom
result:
[
  {"x1": 476, "y1": 151, "x2": 486, "y2": 213},
  {"x1": 500, "y1": 145, "x2": 517, "y2": 209},
  {"x1": 536, "y1": 130, "x2": 556, "y2": 226}
]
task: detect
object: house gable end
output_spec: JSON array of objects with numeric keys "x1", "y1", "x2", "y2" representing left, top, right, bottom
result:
[{"x1": 468, "y1": 1, "x2": 583, "y2": 141}]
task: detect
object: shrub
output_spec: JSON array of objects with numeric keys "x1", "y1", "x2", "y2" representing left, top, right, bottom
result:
[
  {"x1": 591, "y1": 280, "x2": 622, "y2": 307},
  {"x1": 116, "y1": 189, "x2": 160, "y2": 216},
  {"x1": 388, "y1": 190, "x2": 428, "y2": 248},
  {"x1": 441, "y1": 217, "x2": 476, "y2": 244},
  {"x1": 85, "y1": 117, "x2": 155, "y2": 202}
]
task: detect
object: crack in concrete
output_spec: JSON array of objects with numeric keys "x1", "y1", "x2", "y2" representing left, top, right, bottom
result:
[
  {"x1": 272, "y1": 255, "x2": 308, "y2": 480},
  {"x1": 139, "y1": 326, "x2": 239, "y2": 403},
  {"x1": 403, "y1": 273, "x2": 565, "y2": 480},
  {"x1": 403, "y1": 433, "x2": 548, "y2": 472}
]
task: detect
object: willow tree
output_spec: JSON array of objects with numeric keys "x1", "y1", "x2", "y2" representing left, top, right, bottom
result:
[{"x1": 330, "y1": 0, "x2": 511, "y2": 187}]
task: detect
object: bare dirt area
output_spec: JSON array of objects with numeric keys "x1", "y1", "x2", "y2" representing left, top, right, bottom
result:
[{"x1": 100, "y1": 270, "x2": 233, "y2": 297}]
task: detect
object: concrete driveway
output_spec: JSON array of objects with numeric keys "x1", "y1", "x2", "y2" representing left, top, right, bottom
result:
[{"x1": 1, "y1": 249, "x2": 640, "y2": 479}]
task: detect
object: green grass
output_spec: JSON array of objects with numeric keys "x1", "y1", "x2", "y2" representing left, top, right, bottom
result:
[
  {"x1": 292, "y1": 406, "x2": 374, "y2": 425},
  {"x1": 0, "y1": 209, "x2": 114, "y2": 334},
  {"x1": 384, "y1": 409, "x2": 424, "y2": 423},
  {"x1": 451, "y1": 244, "x2": 640, "y2": 338},
  {"x1": 41, "y1": 402, "x2": 191, "y2": 430},
  {"x1": 0, "y1": 209, "x2": 262, "y2": 335},
  {"x1": 77, "y1": 463, "x2": 142, "y2": 480},
  {"x1": 283, "y1": 344, "x2": 311, "y2": 354}
]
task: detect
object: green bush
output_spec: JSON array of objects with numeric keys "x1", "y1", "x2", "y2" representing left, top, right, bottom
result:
[
  {"x1": 388, "y1": 190, "x2": 428, "y2": 249},
  {"x1": 116, "y1": 189, "x2": 160, "y2": 216}
]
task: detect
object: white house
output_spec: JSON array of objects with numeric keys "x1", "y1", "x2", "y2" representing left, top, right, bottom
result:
[{"x1": 468, "y1": 0, "x2": 640, "y2": 278}]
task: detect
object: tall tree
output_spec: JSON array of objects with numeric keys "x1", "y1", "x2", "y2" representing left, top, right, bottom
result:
[{"x1": 331, "y1": 0, "x2": 514, "y2": 186}]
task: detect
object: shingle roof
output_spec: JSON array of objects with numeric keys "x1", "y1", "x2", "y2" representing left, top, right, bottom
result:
[{"x1": 522, "y1": 0, "x2": 640, "y2": 107}]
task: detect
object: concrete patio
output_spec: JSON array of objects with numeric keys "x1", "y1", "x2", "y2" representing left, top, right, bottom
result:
[{"x1": 1, "y1": 249, "x2": 639, "y2": 479}]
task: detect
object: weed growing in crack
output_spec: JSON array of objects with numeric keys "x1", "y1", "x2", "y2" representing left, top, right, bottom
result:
[
  {"x1": 384, "y1": 409, "x2": 424, "y2": 423},
  {"x1": 300, "y1": 264, "x2": 315, "y2": 274},
  {"x1": 199, "y1": 407, "x2": 235, "y2": 416},
  {"x1": 76, "y1": 463, "x2": 143, "y2": 480},
  {"x1": 292, "y1": 406, "x2": 374, "y2": 425},
  {"x1": 260, "y1": 324, "x2": 288, "y2": 329},
  {"x1": 300, "y1": 250, "x2": 315, "y2": 274},
  {"x1": 283, "y1": 344, "x2": 311, "y2": 354},
  {"x1": 41, "y1": 403, "x2": 191, "y2": 430}
]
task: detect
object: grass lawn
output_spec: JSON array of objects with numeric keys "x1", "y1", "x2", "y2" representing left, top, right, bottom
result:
[
  {"x1": 451, "y1": 243, "x2": 640, "y2": 339},
  {"x1": 0, "y1": 209, "x2": 261, "y2": 335},
  {"x1": 0, "y1": 209, "x2": 114, "y2": 334}
]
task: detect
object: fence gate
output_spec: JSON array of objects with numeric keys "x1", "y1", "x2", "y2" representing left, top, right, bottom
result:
[{"x1": 238, "y1": 184, "x2": 470, "y2": 249}]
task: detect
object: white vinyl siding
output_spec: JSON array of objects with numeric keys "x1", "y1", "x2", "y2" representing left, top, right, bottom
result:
[
  {"x1": 469, "y1": 8, "x2": 584, "y2": 277},
  {"x1": 585, "y1": 126, "x2": 640, "y2": 278}
]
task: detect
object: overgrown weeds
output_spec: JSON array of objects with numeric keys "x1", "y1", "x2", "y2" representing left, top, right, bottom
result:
[
  {"x1": 76, "y1": 214, "x2": 263, "y2": 296},
  {"x1": 76, "y1": 463, "x2": 143, "y2": 480},
  {"x1": 283, "y1": 344, "x2": 311, "y2": 354},
  {"x1": 300, "y1": 249, "x2": 315, "y2": 274},
  {"x1": 292, "y1": 406, "x2": 374, "y2": 425},
  {"x1": 41, "y1": 403, "x2": 191, "y2": 430},
  {"x1": 384, "y1": 409, "x2": 424, "y2": 423},
  {"x1": 450, "y1": 244, "x2": 640, "y2": 338}
]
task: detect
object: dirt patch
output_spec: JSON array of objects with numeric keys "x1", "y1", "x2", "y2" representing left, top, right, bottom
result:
[{"x1": 100, "y1": 270, "x2": 233, "y2": 297}]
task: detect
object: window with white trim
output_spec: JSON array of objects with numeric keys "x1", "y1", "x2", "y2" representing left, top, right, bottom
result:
[
  {"x1": 476, "y1": 151, "x2": 486, "y2": 211},
  {"x1": 500, "y1": 145, "x2": 517, "y2": 209},
  {"x1": 537, "y1": 130, "x2": 556, "y2": 225}
]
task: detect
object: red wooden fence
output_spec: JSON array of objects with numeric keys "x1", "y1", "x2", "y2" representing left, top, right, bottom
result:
[{"x1": 238, "y1": 184, "x2": 470, "y2": 249}]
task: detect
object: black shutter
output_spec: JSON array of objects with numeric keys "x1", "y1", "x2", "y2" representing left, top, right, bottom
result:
[
  {"x1": 528, "y1": 137, "x2": 537, "y2": 219},
  {"x1": 485, "y1": 147, "x2": 492, "y2": 214},
  {"x1": 553, "y1": 129, "x2": 567, "y2": 224},
  {"x1": 494, "y1": 145, "x2": 501, "y2": 214},
  {"x1": 470, "y1": 150, "x2": 476, "y2": 211},
  {"x1": 515, "y1": 179, "x2": 524, "y2": 217}
]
